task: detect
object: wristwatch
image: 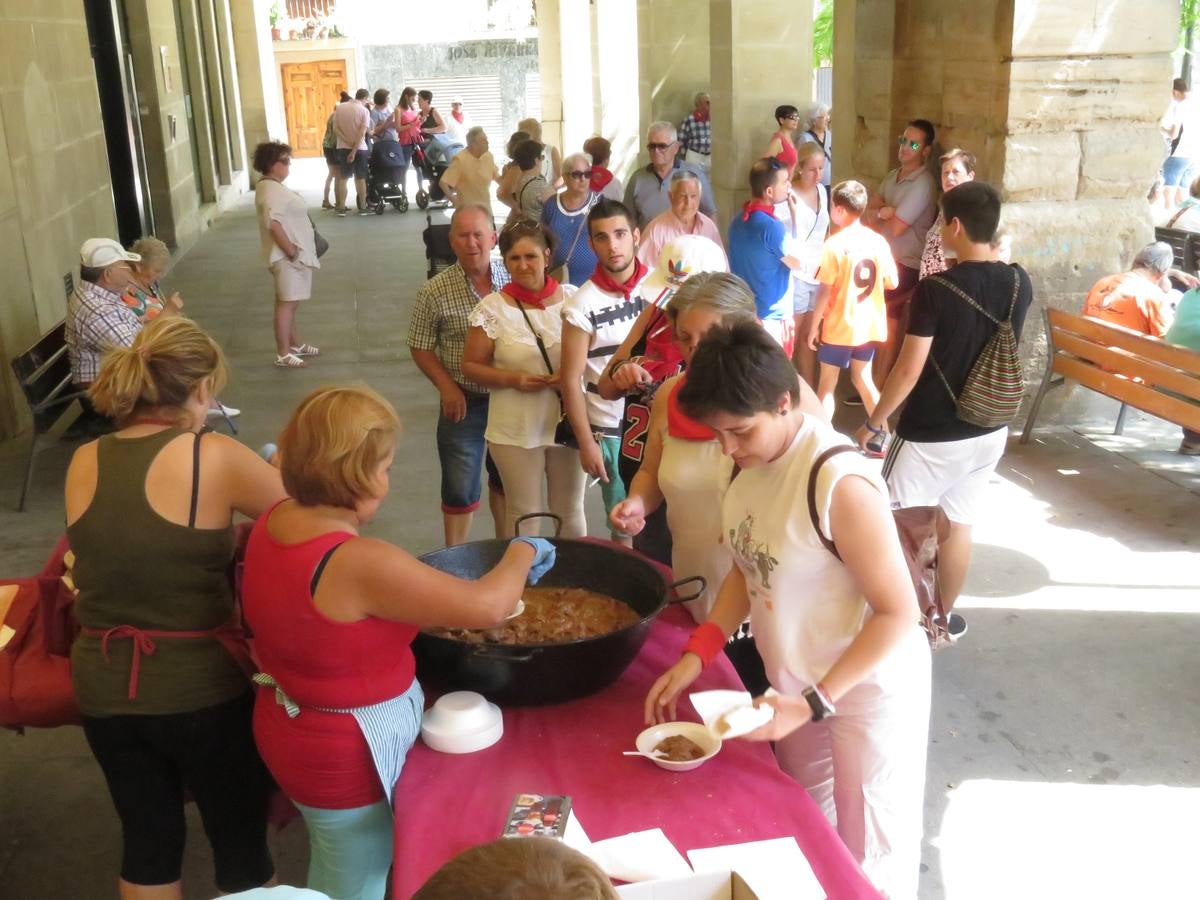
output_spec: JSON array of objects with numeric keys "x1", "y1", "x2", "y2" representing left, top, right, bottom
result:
[{"x1": 802, "y1": 684, "x2": 836, "y2": 722}]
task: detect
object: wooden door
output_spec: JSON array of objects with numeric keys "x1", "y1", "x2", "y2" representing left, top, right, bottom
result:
[{"x1": 282, "y1": 59, "x2": 347, "y2": 157}]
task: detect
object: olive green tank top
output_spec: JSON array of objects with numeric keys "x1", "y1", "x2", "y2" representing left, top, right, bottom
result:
[{"x1": 68, "y1": 428, "x2": 246, "y2": 717}]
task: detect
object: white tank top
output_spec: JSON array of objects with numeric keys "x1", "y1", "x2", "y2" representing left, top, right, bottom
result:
[{"x1": 659, "y1": 434, "x2": 734, "y2": 621}]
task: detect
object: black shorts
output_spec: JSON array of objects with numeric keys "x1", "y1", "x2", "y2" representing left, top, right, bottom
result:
[
  {"x1": 82, "y1": 692, "x2": 274, "y2": 890},
  {"x1": 323, "y1": 147, "x2": 338, "y2": 166},
  {"x1": 335, "y1": 147, "x2": 369, "y2": 180}
]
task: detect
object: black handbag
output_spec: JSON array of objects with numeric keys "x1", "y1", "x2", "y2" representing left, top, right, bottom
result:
[
  {"x1": 309, "y1": 215, "x2": 329, "y2": 258},
  {"x1": 513, "y1": 298, "x2": 579, "y2": 449}
]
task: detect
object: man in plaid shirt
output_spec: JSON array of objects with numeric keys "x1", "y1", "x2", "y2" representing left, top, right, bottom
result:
[
  {"x1": 678, "y1": 92, "x2": 712, "y2": 170},
  {"x1": 407, "y1": 204, "x2": 510, "y2": 545},
  {"x1": 67, "y1": 238, "x2": 143, "y2": 386}
]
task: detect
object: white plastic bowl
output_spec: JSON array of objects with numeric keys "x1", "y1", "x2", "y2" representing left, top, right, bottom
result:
[
  {"x1": 635, "y1": 721, "x2": 722, "y2": 772},
  {"x1": 420, "y1": 691, "x2": 504, "y2": 754}
]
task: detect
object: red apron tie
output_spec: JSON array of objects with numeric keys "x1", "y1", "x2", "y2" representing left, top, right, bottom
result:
[{"x1": 82, "y1": 623, "x2": 249, "y2": 700}]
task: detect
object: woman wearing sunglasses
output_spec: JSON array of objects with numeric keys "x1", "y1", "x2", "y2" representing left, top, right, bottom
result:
[
  {"x1": 540, "y1": 153, "x2": 600, "y2": 285},
  {"x1": 462, "y1": 221, "x2": 586, "y2": 537},
  {"x1": 763, "y1": 104, "x2": 802, "y2": 177}
]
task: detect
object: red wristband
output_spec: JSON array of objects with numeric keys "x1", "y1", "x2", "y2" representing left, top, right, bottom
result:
[{"x1": 683, "y1": 622, "x2": 727, "y2": 668}]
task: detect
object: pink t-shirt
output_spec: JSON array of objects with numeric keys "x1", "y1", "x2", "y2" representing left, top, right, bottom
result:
[{"x1": 637, "y1": 210, "x2": 726, "y2": 266}]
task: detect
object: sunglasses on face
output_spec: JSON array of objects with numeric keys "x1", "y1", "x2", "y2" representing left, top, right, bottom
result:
[
  {"x1": 647, "y1": 142, "x2": 673, "y2": 151},
  {"x1": 898, "y1": 137, "x2": 923, "y2": 151},
  {"x1": 567, "y1": 170, "x2": 593, "y2": 180},
  {"x1": 785, "y1": 114, "x2": 801, "y2": 121}
]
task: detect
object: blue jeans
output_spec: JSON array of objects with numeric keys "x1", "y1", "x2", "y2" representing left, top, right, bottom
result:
[{"x1": 436, "y1": 393, "x2": 490, "y2": 513}]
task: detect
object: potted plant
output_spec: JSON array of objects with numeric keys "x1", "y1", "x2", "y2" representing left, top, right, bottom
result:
[{"x1": 269, "y1": 2, "x2": 281, "y2": 40}]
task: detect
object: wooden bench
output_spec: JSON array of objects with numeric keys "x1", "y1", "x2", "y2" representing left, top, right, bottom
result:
[
  {"x1": 9, "y1": 320, "x2": 238, "y2": 511},
  {"x1": 9, "y1": 321, "x2": 87, "y2": 511},
  {"x1": 1154, "y1": 226, "x2": 1198, "y2": 276},
  {"x1": 1020, "y1": 308, "x2": 1200, "y2": 444}
]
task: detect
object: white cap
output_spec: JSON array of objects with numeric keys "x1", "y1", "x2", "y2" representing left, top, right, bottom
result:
[
  {"x1": 451, "y1": 96, "x2": 464, "y2": 105},
  {"x1": 80, "y1": 238, "x2": 140, "y2": 268},
  {"x1": 640, "y1": 234, "x2": 729, "y2": 299}
]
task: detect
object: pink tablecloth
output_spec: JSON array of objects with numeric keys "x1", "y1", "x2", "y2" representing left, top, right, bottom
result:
[{"x1": 392, "y1": 604, "x2": 881, "y2": 899}]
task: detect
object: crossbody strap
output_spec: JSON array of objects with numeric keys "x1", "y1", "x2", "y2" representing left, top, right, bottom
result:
[
  {"x1": 513, "y1": 299, "x2": 555, "y2": 376},
  {"x1": 561, "y1": 195, "x2": 594, "y2": 263},
  {"x1": 924, "y1": 268, "x2": 1021, "y2": 401},
  {"x1": 806, "y1": 445, "x2": 857, "y2": 559}
]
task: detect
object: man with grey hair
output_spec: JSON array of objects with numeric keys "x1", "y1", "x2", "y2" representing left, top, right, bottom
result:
[
  {"x1": 407, "y1": 203, "x2": 508, "y2": 544},
  {"x1": 1083, "y1": 240, "x2": 1180, "y2": 337},
  {"x1": 637, "y1": 169, "x2": 724, "y2": 265},
  {"x1": 624, "y1": 121, "x2": 716, "y2": 228},
  {"x1": 678, "y1": 91, "x2": 712, "y2": 169},
  {"x1": 439, "y1": 126, "x2": 499, "y2": 209}
]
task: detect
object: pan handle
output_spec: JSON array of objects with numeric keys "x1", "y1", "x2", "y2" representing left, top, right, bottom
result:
[
  {"x1": 472, "y1": 644, "x2": 540, "y2": 663},
  {"x1": 666, "y1": 575, "x2": 707, "y2": 604},
  {"x1": 513, "y1": 512, "x2": 563, "y2": 537}
]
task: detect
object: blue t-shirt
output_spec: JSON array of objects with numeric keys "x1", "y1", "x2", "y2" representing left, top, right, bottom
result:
[
  {"x1": 727, "y1": 211, "x2": 790, "y2": 320},
  {"x1": 541, "y1": 193, "x2": 599, "y2": 286}
]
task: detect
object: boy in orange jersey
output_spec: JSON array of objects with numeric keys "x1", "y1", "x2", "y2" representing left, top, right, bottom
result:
[{"x1": 807, "y1": 180, "x2": 899, "y2": 424}]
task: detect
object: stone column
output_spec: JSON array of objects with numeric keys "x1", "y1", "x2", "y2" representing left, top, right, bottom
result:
[
  {"x1": 636, "y1": 0, "x2": 710, "y2": 131},
  {"x1": 1001, "y1": 0, "x2": 1175, "y2": 316},
  {"x1": 557, "y1": 0, "x2": 596, "y2": 156},
  {"x1": 592, "y1": 0, "x2": 640, "y2": 178},
  {"x1": 229, "y1": 0, "x2": 285, "y2": 153},
  {"x1": 535, "y1": 0, "x2": 564, "y2": 156},
  {"x1": 709, "y1": 0, "x2": 815, "y2": 228},
  {"x1": 832, "y1": 0, "x2": 896, "y2": 190}
]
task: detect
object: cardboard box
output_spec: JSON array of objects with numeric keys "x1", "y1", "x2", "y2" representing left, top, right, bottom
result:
[{"x1": 616, "y1": 870, "x2": 761, "y2": 900}]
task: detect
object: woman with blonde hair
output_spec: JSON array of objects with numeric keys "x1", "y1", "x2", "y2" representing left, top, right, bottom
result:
[
  {"x1": 242, "y1": 384, "x2": 553, "y2": 900},
  {"x1": 65, "y1": 316, "x2": 287, "y2": 900}
]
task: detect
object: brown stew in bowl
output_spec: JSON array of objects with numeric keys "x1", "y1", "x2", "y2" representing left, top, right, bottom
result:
[{"x1": 429, "y1": 586, "x2": 640, "y2": 645}]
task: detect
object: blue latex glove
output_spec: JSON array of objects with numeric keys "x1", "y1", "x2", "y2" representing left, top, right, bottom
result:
[{"x1": 511, "y1": 537, "x2": 556, "y2": 584}]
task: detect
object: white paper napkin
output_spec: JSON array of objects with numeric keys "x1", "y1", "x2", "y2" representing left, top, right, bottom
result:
[
  {"x1": 688, "y1": 689, "x2": 776, "y2": 739},
  {"x1": 590, "y1": 828, "x2": 694, "y2": 883},
  {"x1": 688, "y1": 837, "x2": 825, "y2": 900}
]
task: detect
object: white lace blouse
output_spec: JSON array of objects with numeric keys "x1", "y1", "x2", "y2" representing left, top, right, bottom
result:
[{"x1": 468, "y1": 286, "x2": 578, "y2": 448}]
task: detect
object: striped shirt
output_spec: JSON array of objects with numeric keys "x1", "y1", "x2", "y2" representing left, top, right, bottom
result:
[
  {"x1": 66, "y1": 279, "x2": 143, "y2": 384},
  {"x1": 407, "y1": 259, "x2": 510, "y2": 395}
]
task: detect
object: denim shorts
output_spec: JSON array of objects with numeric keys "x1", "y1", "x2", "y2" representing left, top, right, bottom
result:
[
  {"x1": 1163, "y1": 155, "x2": 1194, "y2": 187},
  {"x1": 793, "y1": 280, "x2": 819, "y2": 315},
  {"x1": 436, "y1": 393, "x2": 496, "y2": 513},
  {"x1": 817, "y1": 342, "x2": 876, "y2": 368}
]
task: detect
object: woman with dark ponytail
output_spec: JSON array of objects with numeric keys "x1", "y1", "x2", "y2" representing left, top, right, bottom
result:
[{"x1": 65, "y1": 316, "x2": 287, "y2": 899}]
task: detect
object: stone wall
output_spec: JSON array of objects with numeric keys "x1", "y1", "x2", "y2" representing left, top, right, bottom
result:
[{"x1": 0, "y1": 7, "x2": 117, "y2": 437}]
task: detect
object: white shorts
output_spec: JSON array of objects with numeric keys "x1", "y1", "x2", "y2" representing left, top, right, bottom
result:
[
  {"x1": 271, "y1": 258, "x2": 313, "y2": 301},
  {"x1": 882, "y1": 427, "x2": 1008, "y2": 525}
]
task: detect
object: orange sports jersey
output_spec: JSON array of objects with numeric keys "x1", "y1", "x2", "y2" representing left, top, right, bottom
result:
[
  {"x1": 1083, "y1": 272, "x2": 1171, "y2": 337},
  {"x1": 816, "y1": 222, "x2": 899, "y2": 346}
]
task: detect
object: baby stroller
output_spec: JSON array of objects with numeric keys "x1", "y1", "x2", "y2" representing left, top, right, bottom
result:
[
  {"x1": 366, "y1": 140, "x2": 410, "y2": 214},
  {"x1": 413, "y1": 143, "x2": 451, "y2": 211},
  {"x1": 423, "y1": 214, "x2": 455, "y2": 280}
]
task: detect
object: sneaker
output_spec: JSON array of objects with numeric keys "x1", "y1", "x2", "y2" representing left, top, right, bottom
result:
[
  {"x1": 947, "y1": 612, "x2": 968, "y2": 641},
  {"x1": 1179, "y1": 439, "x2": 1200, "y2": 456},
  {"x1": 843, "y1": 395, "x2": 864, "y2": 407},
  {"x1": 335, "y1": 207, "x2": 349, "y2": 217},
  {"x1": 358, "y1": 208, "x2": 373, "y2": 216},
  {"x1": 321, "y1": 200, "x2": 333, "y2": 210},
  {"x1": 207, "y1": 402, "x2": 241, "y2": 419}
]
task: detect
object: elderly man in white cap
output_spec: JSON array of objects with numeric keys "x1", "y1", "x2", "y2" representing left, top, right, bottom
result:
[{"x1": 66, "y1": 238, "x2": 142, "y2": 388}]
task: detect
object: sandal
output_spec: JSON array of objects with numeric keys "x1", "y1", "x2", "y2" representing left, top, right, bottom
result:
[
  {"x1": 291, "y1": 343, "x2": 320, "y2": 357},
  {"x1": 274, "y1": 352, "x2": 306, "y2": 368}
]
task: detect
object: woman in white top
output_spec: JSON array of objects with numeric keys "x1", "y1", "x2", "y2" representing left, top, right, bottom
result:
[
  {"x1": 462, "y1": 221, "x2": 586, "y2": 537},
  {"x1": 644, "y1": 321, "x2": 931, "y2": 899},
  {"x1": 783, "y1": 143, "x2": 831, "y2": 388},
  {"x1": 253, "y1": 140, "x2": 320, "y2": 369}
]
